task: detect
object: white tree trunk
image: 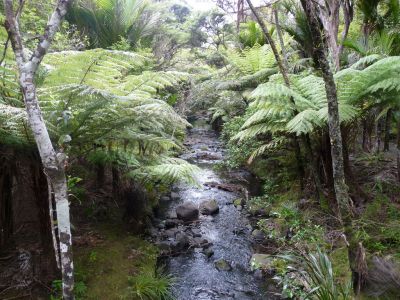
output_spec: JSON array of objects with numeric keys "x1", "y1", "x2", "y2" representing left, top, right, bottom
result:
[{"x1": 3, "y1": 0, "x2": 74, "y2": 298}]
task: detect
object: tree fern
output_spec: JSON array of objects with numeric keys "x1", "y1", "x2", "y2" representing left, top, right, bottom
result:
[
  {"x1": 226, "y1": 43, "x2": 277, "y2": 74},
  {"x1": 0, "y1": 48, "x2": 198, "y2": 184},
  {"x1": 235, "y1": 56, "x2": 400, "y2": 144}
]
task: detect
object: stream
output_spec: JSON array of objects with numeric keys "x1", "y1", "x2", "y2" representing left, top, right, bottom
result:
[{"x1": 155, "y1": 117, "x2": 273, "y2": 299}]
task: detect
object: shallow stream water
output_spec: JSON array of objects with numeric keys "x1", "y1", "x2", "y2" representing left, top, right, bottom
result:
[{"x1": 158, "y1": 119, "x2": 272, "y2": 300}]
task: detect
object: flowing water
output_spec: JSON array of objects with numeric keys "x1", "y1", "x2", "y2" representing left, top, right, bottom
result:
[{"x1": 158, "y1": 118, "x2": 273, "y2": 299}]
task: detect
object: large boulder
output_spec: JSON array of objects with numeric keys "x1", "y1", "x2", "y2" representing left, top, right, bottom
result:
[
  {"x1": 200, "y1": 199, "x2": 219, "y2": 215},
  {"x1": 176, "y1": 202, "x2": 199, "y2": 222}
]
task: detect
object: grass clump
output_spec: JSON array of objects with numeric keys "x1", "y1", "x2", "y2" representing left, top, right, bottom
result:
[{"x1": 125, "y1": 268, "x2": 175, "y2": 300}]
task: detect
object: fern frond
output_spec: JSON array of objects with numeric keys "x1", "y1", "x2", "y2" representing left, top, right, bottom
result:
[{"x1": 247, "y1": 136, "x2": 286, "y2": 164}]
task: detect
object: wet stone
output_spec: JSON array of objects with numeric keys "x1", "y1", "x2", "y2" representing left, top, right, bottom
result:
[
  {"x1": 166, "y1": 210, "x2": 177, "y2": 219},
  {"x1": 165, "y1": 219, "x2": 180, "y2": 228},
  {"x1": 175, "y1": 232, "x2": 190, "y2": 250},
  {"x1": 190, "y1": 228, "x2": 202, "y2": 237},
  {"x1": 191, "y1": 237, "x2": 208, "y2": 247},
  {"x1": 202, "y1": 248, "x2": 214, "y2": 258},
  {"x1": 215, "y1": 259, "x2": 232, "y2": 271},
  {"x1": 251, "y1": 229, "x2": 265, "y2": 241},
  {"x1": 176, "y1": 202, "x2": 199, "y2": 222},
  {"x1": 160, "y1": 196, "x2": 171, "y2": 202},
  {"x1": 199, "y1": 199, "x2": 219, "y2": 215},
  {"x1": 171, "y1": 191, "x2": 180, "y2": 200}
]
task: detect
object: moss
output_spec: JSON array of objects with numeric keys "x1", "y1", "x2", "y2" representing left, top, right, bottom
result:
[
  {"x1": 330, "y1": 247, "x2": 352, "y2": 285},
  {"x1": 74, "y1": 224, "x2": 158, "y2": 300},
  {"x1": 359, "y1": 192, "x2": 400, "y2": 256}
]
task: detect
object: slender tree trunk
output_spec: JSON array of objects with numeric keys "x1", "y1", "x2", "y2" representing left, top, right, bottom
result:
[
  {"x1": 338, "y1": 0, "x2": 354, "y2": 57},
  {"x1": 293, "y1": 137, "x2": 305, "y2": 190},
  {"x1": 3, "y1": 0, "x2": 74, "y2": 298},
  {"x1": 273, "y1": 8, "x2": 288, "y2": 70},
  {"x1": 384, "y1": 108, "x2": 392, "y2": 151},
  {"x1": 303, "y1": 135, "x2": 322, "y2": 202},
  {"x1": 342, "y1": 126, "x2": 369, "y2": 206},
  {"x1": 300, "y1": 0, "x2": 367, "y2": 294},
  {"x1": 362, "y1": 118, "x2": 369, "y2": 152},
  {"x1": 397, "y1": 119, "x2": 400, "y2": 182},
  {"x1": 375, "y1": 116, "x2": 384, "y2": 153},
  {"x1": 237, "y1": 0, "x2": 245, "y2": 32}
]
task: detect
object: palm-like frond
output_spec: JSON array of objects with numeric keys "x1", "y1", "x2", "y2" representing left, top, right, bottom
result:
[
  {"x1": 129, "y1": 157, "x2": 200, "y2": 185},
  {"x1": 67, "y1": 0, "x2": 159, "y2": 48},
  {"x1": 226, "y1": 44, "x2": 277, "y2": 74},
  {"x1": 235, "y1": 56, "x2": 400, "y2": 144},
  {"x1": 1, "y1": 49, "x2": 197, "y2": 184}
]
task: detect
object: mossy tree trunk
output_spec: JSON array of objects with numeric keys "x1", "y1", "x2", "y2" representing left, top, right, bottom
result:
[
  {"x1": 397, "y1": 119, "x2": 400, "y2": 182},
  {"x1": 300, "y1": 0, "x2": 367, "y2": 294},
  {"x1": 384, "y1": 108, "x2": 392, "y2": 152}
]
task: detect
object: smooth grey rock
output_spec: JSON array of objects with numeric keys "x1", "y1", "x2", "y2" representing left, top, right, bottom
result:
[
  {"x1": 237, "y1": 205, "x2": 243, "y2": 211},
  {"x1": 171, "y1": 192, "x2": 180, "y2": 200},
  {"x1": 162, "y1": 228, "x2": 178, "y2": 239},
  {"x1": 157, "y1": 241, "x2": 171, "y2": 252},
  {"x1": 254, "y1": 269, "x2": 263, "y2": 279},
  {"x1": 199, "y1": 199, "x2": 219, "y2": 215},
  {"x1": 166, "y1": 210, "x2": 177, "y2": 219},
  {"x1": 165, "y1": 219, "x2": 180, "y2": 228},
  {"x1": 191, "y1": 228, "x2": 202, "y2": 237},
  {"x1": 251, "y1": 229, "x2": 265, "y2": 240},
  {"x1": 175, "y1": 232, "x2": 190, "y2": 249},
  {"x1": 160, "y1": 196, "x2": 171, "y2": 202},
  {"x1": 157, "y1": 222, "x2": 166, "y2": 229},
  {"x1": 203, "y1": 248, "x2": 214, "y2": 258},
  {"x1": 176, "y1": 202, "x2": 199, "y2": 222},
  {"x1": 192, "y1": 237, "x2": 208, "y2": 247}
]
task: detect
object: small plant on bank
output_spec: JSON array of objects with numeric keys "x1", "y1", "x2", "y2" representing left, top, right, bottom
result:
[
  {"x1": 51, "y1": 278, "x2": 87, "y2": 300},
  {"x1": 277, "y1": 249, "x2": 352, "y2": 300},
  {"x1": 125, "y1": 269, "x2": 175, "y2": 300}
]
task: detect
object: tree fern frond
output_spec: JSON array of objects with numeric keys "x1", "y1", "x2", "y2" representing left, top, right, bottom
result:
[
  {"x1": 286, "y1": 109, "x2": 321, "y2": 135},
  {"x1": 247, "y1": 137, "x2": 286, "y2": 164},
  {"x1": 129, "y1": 157, "x2": 200, "y2": 185}
]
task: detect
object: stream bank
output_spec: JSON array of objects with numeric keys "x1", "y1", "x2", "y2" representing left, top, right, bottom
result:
[{"x1": 151, "y1": 117, "x2": 278, "y2": 299}]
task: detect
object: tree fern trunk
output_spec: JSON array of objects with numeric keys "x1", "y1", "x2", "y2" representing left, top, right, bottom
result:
[
  {"x1": 247, "y1": 0, "x2": 317, "y2": 193},
  {"x1": 384, "y1": 109, "x2": 392, "y2": 151},
  {"x1": 300, "y1": 0, "x2": 366, "y2": 294},
  {"x1": 303, "y1": 135, "x2": 322, "y2": 202},
  {"x1": 375, "y1": 116, "x2": 383, "y2": 154},
  {"x1": 342, "y1": 126, "x2": 368, "y2": 206},
  {"x1": 397, "y1": 119, "x2": 400, "y2": 182},
  {"x1": 293, "y1": 137, "x2": 305, "y2": 190},
  {"x1": 362, "y1": 119, "x2": 369, "y2": 152}
]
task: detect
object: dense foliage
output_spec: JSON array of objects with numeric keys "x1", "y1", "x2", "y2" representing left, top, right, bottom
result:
[{"x1": 2, "y1": 0, "x2": 400, "y2": 299}]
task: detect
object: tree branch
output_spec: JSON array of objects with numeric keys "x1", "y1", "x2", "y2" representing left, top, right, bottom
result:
[
  {"x1": 29, "y1": 0, "x2": 71, "y2": 73},
  {"x1": 3, "y1": 0, "x2": 27, "y2": 68}
]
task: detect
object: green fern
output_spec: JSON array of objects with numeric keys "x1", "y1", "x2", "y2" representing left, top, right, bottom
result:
[{"x1": 235, "y1": 56, "x2": 400, "y2": 145}]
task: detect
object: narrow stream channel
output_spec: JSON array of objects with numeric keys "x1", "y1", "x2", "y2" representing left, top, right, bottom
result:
[{"x1": 156, "y1": 117, "x2": 272, "y2": 299}]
